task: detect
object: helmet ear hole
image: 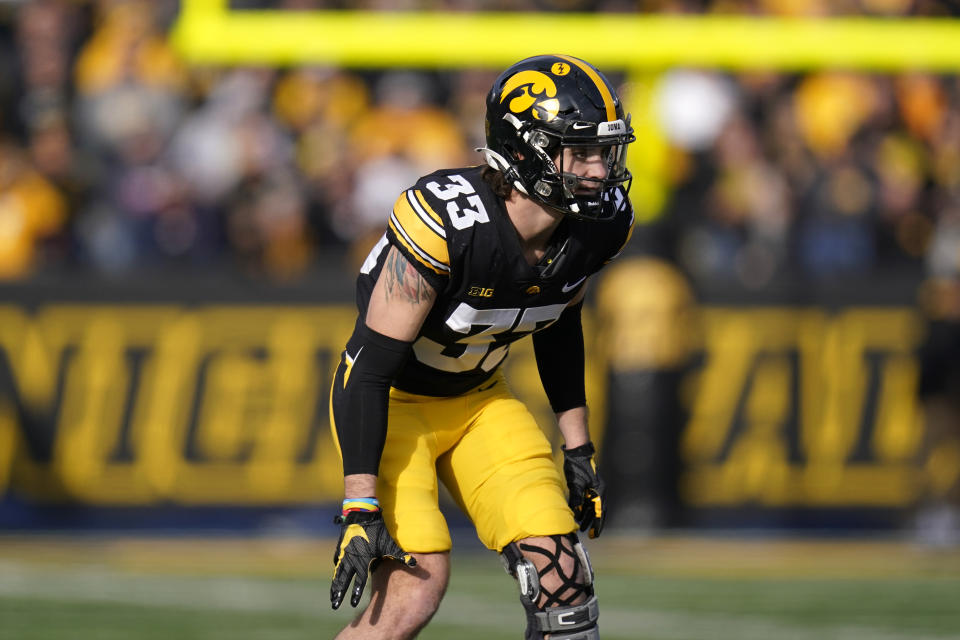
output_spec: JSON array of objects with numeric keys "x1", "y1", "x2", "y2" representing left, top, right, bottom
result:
[{"x1": 501, "y1": 142, "x2": 521, "y2": 162}]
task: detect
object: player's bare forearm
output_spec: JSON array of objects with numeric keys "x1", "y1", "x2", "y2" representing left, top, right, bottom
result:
[
  {"x1": 557, "y1": 405, "x2": 590, "y2": 449},
  {"x1": 344, "y1": 473, "x2": 378, "y2": 499},
  {"x1": 366, "y1": 247, "x2": 438, "y2": 341}
]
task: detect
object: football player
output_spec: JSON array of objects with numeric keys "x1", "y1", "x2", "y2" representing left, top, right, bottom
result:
[{"x1": 329, "y1": 54, "x2": 635, "y2": 640}]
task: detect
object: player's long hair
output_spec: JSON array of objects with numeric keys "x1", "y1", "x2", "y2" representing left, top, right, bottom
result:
[{"x1": 481, "y1": 166, "x2": 513, "y2": 199}]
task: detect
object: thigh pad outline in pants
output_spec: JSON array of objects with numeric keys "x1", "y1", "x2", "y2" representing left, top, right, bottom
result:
[
  {"x1": 437, "y1": 389, "x2": 576, "y2": 552},
  {"x1": 372, "y1": 393, "x2": 457, "y2": 553}
]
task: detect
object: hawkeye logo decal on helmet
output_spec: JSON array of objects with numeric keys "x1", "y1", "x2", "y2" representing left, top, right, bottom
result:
[{"x1": 499, "y1": 70, "x2": 559, "y2": 122}]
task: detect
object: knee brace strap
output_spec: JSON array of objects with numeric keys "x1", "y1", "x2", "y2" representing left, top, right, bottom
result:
[
  {"x1": 532, "y1": 594, "x2": 599, "y2": 637},
  {"x1": 541, "y1": 628, "x2": 599, "y2": 640}
]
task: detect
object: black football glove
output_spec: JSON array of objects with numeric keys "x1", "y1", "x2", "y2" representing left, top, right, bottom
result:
[
  {"x1": 331, "y1": 509, "x2": 416, "y2": 610},
  {"x1": 562, "y1": 442, "x2": 607, "y2": 539}
]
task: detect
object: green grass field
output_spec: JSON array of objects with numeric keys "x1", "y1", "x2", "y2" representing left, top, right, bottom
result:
[{"x1": 1, "y1": 534, "x2": 959, "y2": 639}]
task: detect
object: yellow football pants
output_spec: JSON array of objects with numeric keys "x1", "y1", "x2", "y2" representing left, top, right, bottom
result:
[{"x1": 330, "y1": 372, "x2": 576, "y2": 553}]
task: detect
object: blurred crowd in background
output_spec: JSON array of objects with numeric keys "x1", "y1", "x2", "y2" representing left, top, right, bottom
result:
[
  {"x1": 657, "y1": 67, "x2": 960, "y2": 290},
  {"x1": 0, "y1": 0, "x2": 958, "y2": 291}
]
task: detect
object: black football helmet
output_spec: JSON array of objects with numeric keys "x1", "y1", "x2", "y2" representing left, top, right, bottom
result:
[{"x1": 481, "y1": 54, "x2": 635, "y2": 221}]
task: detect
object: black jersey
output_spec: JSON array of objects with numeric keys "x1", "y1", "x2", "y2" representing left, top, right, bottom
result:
[{"x1": 355, "y1": 165, "x2": 634, "y2": 396}]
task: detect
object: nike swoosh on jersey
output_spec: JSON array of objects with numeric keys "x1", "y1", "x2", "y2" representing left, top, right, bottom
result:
[
  {"x1": 561, "y1": 276, "x2": 587, "y2": 293},
  {"x1": 346, "y1": 346, "x2": 364, "y2": 365},
  {"x1": 342, "y1": 345, "x2": 364, "y2": 388}
]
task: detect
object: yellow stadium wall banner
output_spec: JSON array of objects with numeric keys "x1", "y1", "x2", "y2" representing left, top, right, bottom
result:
[
  {"x1": 0, "y1": 296, "x2": 601, "y2": 520},
  {"x1": 593, "y1": 258, "x2": 932, "y2": 530},
  {"x1": 0, "y1": 270, "x2": 932, "y2": 531}
]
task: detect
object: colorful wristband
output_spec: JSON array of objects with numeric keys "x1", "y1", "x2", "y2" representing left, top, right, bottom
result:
[{"x1": 342, "y1": 497, "x2": 380, "y2": 514}]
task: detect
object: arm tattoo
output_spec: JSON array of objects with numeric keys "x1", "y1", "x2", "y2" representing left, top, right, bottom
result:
[{"x1": 382, "y1": 247, "x2": 434, "y2": 305}]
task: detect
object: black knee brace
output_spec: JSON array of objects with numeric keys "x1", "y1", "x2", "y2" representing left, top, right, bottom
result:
[{"x1": 501, "y1": 533, "x2": 599, "y2": 640}]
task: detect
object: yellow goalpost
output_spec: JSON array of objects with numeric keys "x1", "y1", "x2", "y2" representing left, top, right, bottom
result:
[{"x1": 170, "y1": 0, "x2": 960, "y2": 219}]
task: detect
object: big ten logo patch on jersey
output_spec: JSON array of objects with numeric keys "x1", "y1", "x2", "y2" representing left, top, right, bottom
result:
[{"x1": 467, "y1": 287, "x2": 495, "y2": 297}]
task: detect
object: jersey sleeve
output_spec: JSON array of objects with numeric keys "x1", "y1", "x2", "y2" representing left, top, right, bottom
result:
[
  {"x1": 386, "y1": 187, "x2": 451, "y2": 292},
  {"x1": 598, "y1": 188, "x2": 635, "y2": 270}
]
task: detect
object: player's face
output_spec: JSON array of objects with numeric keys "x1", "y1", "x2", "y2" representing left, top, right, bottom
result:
[{"x1": 559, "y1": 146, "x2": 611, "y2": 193}]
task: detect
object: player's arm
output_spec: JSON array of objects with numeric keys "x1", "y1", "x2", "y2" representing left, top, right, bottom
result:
[
  {"x1": 330, "y1": 246, "x2": 437, "y2": 610},
  {"x1": 531, "y1": 283, "x2": 606, "y2": 538},
  {"x1": 341, "y1": 245, "x2": 438, "y2": 498},
  {"x1": 532, "y1": 284, "x2": 588, "y2": 422}
]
